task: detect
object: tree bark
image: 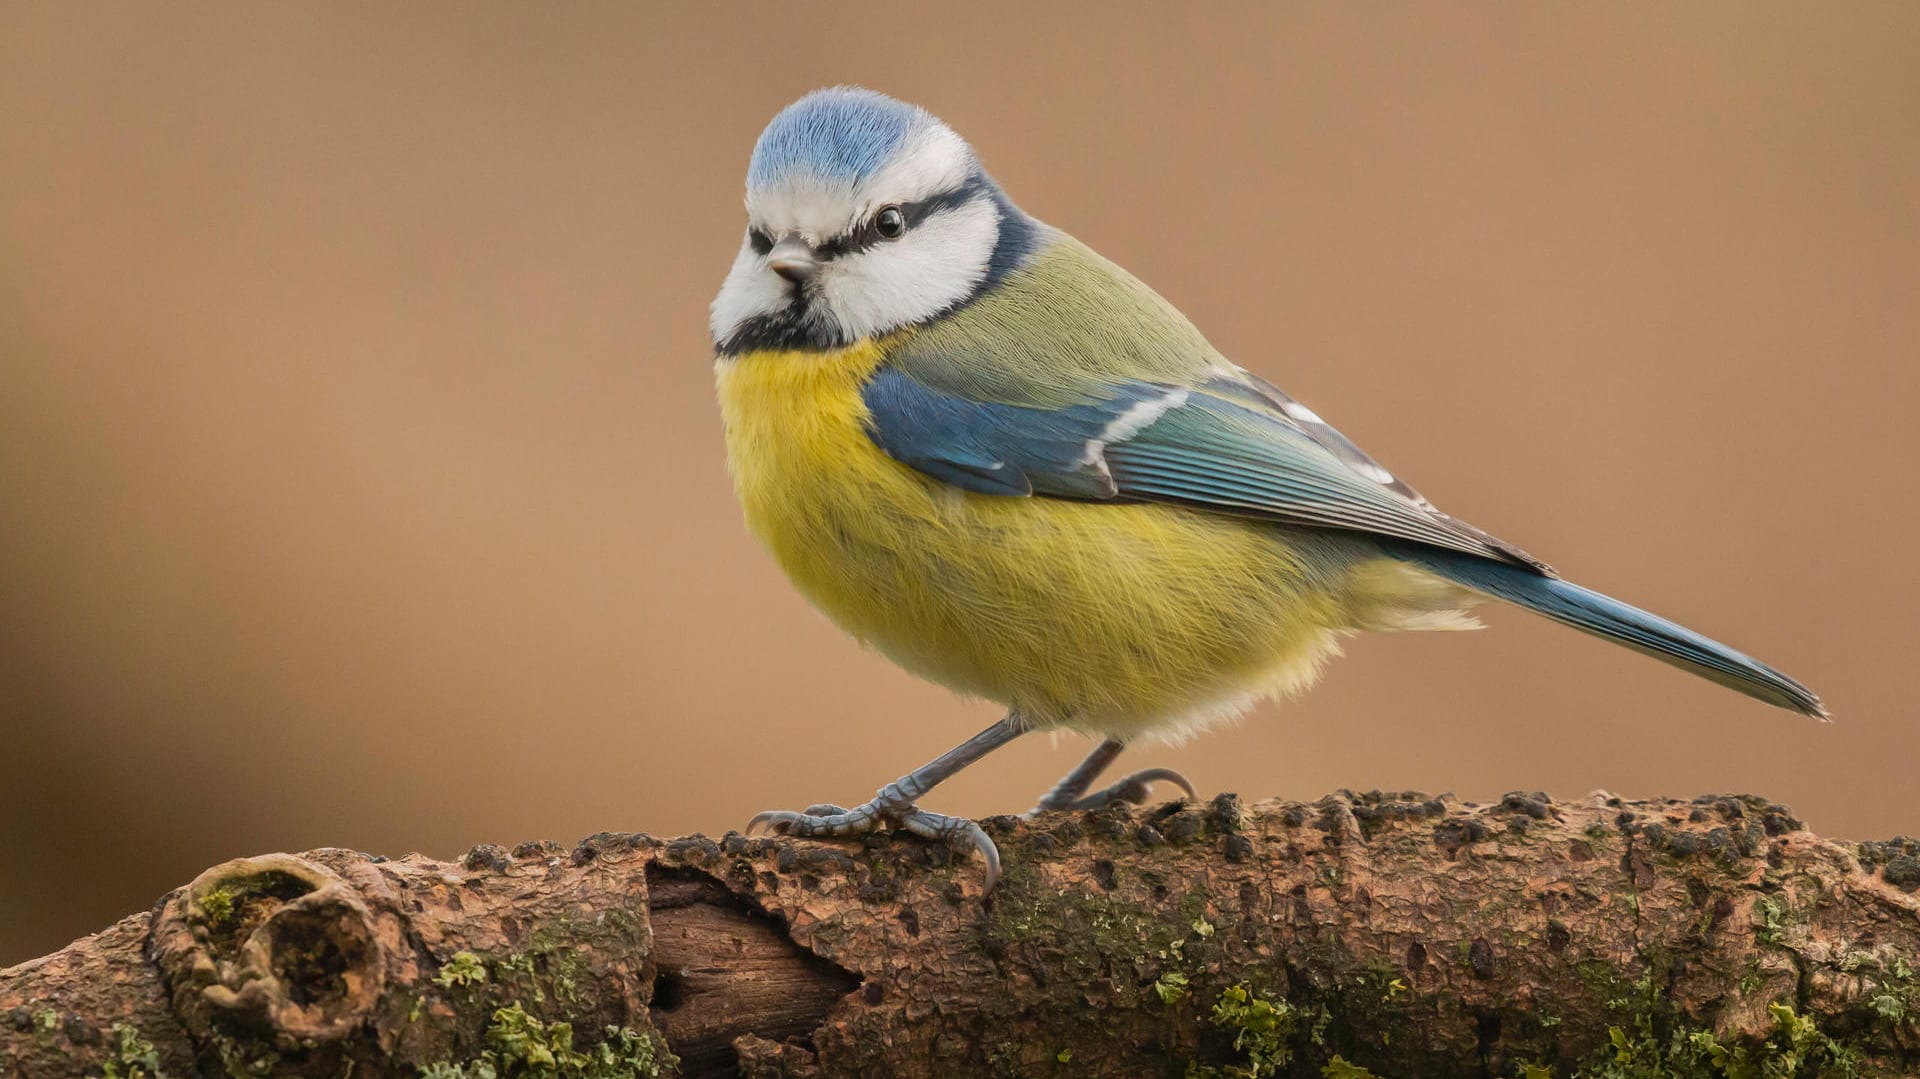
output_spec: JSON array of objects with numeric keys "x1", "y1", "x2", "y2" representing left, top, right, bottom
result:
[{"x1": 3, "y1": 791, "x2": 1917, "y2": 1078}]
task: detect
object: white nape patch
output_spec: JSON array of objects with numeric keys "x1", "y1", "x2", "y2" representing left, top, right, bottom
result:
[
  {"x1": 814, "y1": 195, "x2": 999, "y2": 341},
  {"x1": 1077, "y1": 388, "x2": 1190, "y2": 466},
  {"x1": 1283, "y1": 400, "x2": 1324, "y2": 425}
]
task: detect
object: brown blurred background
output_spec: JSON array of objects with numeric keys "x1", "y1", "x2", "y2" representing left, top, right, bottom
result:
[{"x1": 3, "y1": 3, "x2": 1916, "y2": 965}]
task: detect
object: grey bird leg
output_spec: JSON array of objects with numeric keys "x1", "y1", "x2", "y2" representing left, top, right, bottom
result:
[
  {"x1": 746, "y1": 713, "x2": 1025, "y2": 890},
  {"x1": 1030, "y1": 738, "x2": 1197, "y2": 813}
]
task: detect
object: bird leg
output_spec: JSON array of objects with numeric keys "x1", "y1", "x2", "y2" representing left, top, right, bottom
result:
[
  {"x1": 746, "y1": 713, "x2": 1025, "y2": 890},
  {"x1": 1030, "y1": 738, "x2": 1196, "y2": 813}
]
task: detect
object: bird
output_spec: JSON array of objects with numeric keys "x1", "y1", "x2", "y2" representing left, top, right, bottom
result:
[{"x1": 710, "y1": 87, "x2": 1825, "y2": 891}]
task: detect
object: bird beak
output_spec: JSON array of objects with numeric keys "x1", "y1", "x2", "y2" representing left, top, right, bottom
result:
[{"x1": 767, "y1": 238, "x2": 819, "y2": 285}]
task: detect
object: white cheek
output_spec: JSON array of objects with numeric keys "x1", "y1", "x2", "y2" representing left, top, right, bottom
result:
[
  {"x1": 710, "y1": 240, "x2": 801, "y2": 345},
  {"x1": 818, "y1": 198, "x2": 999, "y2": 340}
]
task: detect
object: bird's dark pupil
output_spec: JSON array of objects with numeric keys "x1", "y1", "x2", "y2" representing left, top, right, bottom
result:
[{"x1": 877, "y1": 207, "x2": 905, "y2": 237}]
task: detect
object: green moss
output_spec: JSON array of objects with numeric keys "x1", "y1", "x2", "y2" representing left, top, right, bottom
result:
[
  {"x1": 1345, "y1": 963, "x2": 1409, "y2": 1014},
  {"x1": 435, "y1": 951, "x2": 490, "y2": 990},
  {"x1": 191, "y1": 868, "x2": 320, "y2": 958},
  {"x1": 1156, "y1": 971, "x2": 1192, "y2": 1004},
  {"x1": 1579, "y1": 975, "x2": 1863, "y2": 1079},
  {"x1": 1175, "y1": 953, "x2": 1883, "y2": 1079},
  {"x1": 86, "y1": 1023, "x2": 166, "y2": 1079},
  {"x1": 1848, "y1": 951, "x2": 1917, "y2": 1033},
  {"x1": 212, "y1": 1032, "x2": 279, "y2": 1079},
  {"x1": 1575, "y1": 958, "x2": 1637, "y2": 1004},
  {"x1": 1753, "y1": 895, "x2": 1793, "y2": 946},
  {"x1": 1186, "y1": 983, "x2": 1302, "y2": 1079},
  {"x1": 412, "y1": 911, "x2": 657, "y2": 1076},
  {"x1": 33, "y1": 1008, "x2": 57, "y2": 1034},
  {"x1": 417, "y1": 1002, "x2": 675, "y2": 1079},
  {"x1": 485, "y1": 909, "x2": 636, "y2": 1012},
  {"x1": 495, "y1": 954, "x2": 545, "y2": 1003},
  {"x1": 195, "y1": 886, "x2": 237, "y2": 928},
  {"x1": 985, "y1": 868, "x2": 1214, "y2": 998}
]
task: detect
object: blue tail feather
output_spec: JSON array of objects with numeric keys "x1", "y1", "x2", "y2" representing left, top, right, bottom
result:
[{"x1": 1399, "y1": 547, "x2": 1826, "y2": 719}]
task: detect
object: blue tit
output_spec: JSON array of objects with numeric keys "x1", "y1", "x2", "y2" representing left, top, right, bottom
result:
[{"x1": 710, "y1": 87, "x2": 1824, "y2": 890}]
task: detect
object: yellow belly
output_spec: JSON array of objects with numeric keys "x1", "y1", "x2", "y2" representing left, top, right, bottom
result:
[{"x1": 714, "y1": 340, "x2": 1470, "y2": 740}]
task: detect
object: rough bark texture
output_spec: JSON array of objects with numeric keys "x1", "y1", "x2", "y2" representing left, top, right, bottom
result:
[{"x1": 4, "y1": 791, "x2": 1918, "y2": 1078}]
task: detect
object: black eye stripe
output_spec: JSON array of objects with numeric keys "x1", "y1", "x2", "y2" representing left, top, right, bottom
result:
[
  {"x1": 812, "y1": 174, "x2": 990, "y2": 260},
  {"x1": 747, "y1": 228, "x2": 774, "y2": 255}
]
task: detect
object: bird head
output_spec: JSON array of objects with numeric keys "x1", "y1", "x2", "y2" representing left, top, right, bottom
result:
[{"x1": 711, "y1": 87, "x2": 1033, "y2": 355}]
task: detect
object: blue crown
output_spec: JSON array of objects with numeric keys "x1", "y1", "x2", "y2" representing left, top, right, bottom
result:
[{"x1": 747, "y1": 88, "x2": 933, "y2": 191}]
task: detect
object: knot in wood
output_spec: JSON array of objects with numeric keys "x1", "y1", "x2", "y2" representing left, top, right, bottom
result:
[{"x1": 166, "y1": 854, "x2": 385, "y2": 1042}]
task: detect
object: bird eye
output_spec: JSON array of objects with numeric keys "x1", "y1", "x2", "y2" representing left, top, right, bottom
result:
[{"x1": 874, "y1": 205, "x2": 907, "y2": 239}]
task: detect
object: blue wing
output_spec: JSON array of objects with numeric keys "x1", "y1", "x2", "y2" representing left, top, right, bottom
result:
[
  {"x1": 861, "y1": 363, "x2": 1549, "y2": 571},
  {"x1": 851, "y1": 230, "x2": 1824, "y2": 717}
]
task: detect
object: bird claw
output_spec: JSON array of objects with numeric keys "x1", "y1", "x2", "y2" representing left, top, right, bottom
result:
[
  {"x1": 895, "y1": 808, "x2": 1001, "y2": 891},
  {"x1": 744, "y1": 799, "x2": 1002, "y2": 891},
  {"x1": 1048, "y1": 766, "x2": 1197, "y2": 813},
  {"x1": 744, "y1": 803, "x2": 879, "y2": 837},
  {"x1": 744, "y1": 809, "x2": 809, "y2": 836}
]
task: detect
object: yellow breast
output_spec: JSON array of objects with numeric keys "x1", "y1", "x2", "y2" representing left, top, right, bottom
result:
[{"x1": 714, "y1": 341, "x2": 1447, "y2": 740}]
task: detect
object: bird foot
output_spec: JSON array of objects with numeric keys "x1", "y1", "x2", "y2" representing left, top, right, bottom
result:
[
  {"x1": 746, "y1": 785, "x2": 1001, "y2": 891},
  {"x1": 1032, "y1": 766, "x2": 1197, "y2": 814}
]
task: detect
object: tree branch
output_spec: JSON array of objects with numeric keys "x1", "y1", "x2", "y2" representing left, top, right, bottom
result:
[{"x1": 4, "y1": 791, "x2": 1917, "y2": 1077}]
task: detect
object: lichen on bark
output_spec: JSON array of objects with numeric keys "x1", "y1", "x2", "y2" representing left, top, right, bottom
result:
[{"x1": 2, "y1": 790, "x2": 1916, "y2": 1077}]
